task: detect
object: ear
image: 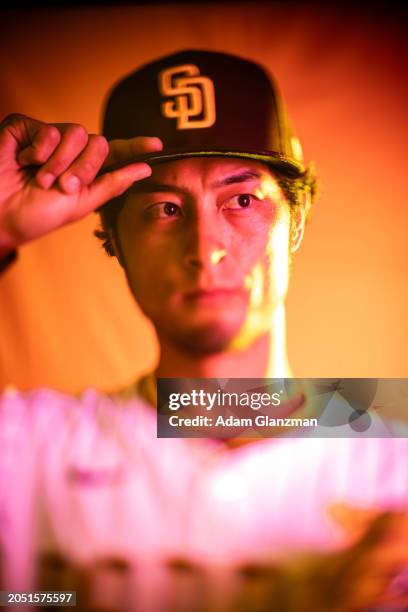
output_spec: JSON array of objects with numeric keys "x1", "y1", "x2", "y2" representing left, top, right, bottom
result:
[{"x1": 290, "y1": 193, "x2": 309, "y2": 254}]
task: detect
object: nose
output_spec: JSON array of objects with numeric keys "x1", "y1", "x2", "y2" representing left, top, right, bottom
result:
[{"x1": 183, "y1": 217, "x2": 227, "y2": 270}]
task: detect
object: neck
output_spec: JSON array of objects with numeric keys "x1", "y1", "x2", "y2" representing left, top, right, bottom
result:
[{"x1": 155, "y1": 305, "x2": 293, "y2": 379}]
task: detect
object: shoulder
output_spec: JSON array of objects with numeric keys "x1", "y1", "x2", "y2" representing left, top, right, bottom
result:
[{"x1": 0, "y1": 383, "x2": 155, "y2": 442}]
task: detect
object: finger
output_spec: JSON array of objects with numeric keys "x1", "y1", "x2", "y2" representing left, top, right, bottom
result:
[
  {"x1": 0, "y1": 113, "x2": 53, "y2": 157},
  {"x1": 103, "y1": 136, "x2": 163, "y2": 169},
  {"x1": 35, "y1": 124, "x2": 89, "y2": 189},
  {"x1": 18, "y1": 124, "x2": 62, "y2": 167},
  {"x1": 58, "y1": 134, "x2": 109, "y2": 194},
  {"x1": 71, "y1": 162, "x2": 152, "y2": 220}
]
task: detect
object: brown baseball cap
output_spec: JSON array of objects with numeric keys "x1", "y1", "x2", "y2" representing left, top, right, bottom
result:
[{"x1": 102, "y1": 49, "x2": 305, "y2": 178}]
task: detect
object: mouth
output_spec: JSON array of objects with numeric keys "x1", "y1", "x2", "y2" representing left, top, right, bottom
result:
[{"x1": 183, "y1": 287, "x2": 247, "y2": 303}]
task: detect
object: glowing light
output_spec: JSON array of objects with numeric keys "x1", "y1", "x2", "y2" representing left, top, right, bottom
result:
[
  {"x1": 255, "y1": 177, "x2": 283, "y2": 202},
  {"x1": 227, "y1": 173, "x2": 291, "y2": 356},
  {"x1": 210, "y1": 248, "x2": 227, "y2": 265},
  {"x1": 247, "y1": 264, "x2": 264, "y2": 308},
  {"x1": 291, "y1": 136, "x2": 303, "y2": 162},
  {"x1": 269, "y1": 220, "x2": 290, "y2": 300}
]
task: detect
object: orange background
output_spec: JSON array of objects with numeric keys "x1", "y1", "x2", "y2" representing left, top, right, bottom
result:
[{"x1": 0, "y1": 3, "x2": 407, "y2": 393}]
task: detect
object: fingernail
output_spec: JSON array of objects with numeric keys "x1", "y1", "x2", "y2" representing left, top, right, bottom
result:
[
  {"x1": 37, "y1": 172, "x2": 54, "y2": 189},
  {"x1": 139, "y1": 164, "x2": 152, "y2": 176},
  {"x1": 62, "y1": 175, "x2": 80, "y2": 193},
  {"x1": 149, "y1": 137, "x2": 163, "y2": 150}
]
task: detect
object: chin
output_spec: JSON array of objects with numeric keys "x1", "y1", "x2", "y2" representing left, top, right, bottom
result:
[
  {"x1": 171, "y1": 327, "x2": 238, "y2": 355},
  {"x1": 159, "y1": 312, "x2": 246, "y2": 356}
]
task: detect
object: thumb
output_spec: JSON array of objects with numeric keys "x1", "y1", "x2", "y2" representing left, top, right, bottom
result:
[
  {"x1": 72, "y1": 162, "x2": 152, "y2": 219},
  {"x1": 103, "y1": 136, "x2": 163, "y2": 170}
]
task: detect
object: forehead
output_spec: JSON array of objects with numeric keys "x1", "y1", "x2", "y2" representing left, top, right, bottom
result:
[{"x1": 144, "y1": 156, "x2": 276, "y2": 187}]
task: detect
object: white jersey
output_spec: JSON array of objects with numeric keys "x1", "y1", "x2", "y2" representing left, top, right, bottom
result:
[{"x1": 0, "y1": 386, "x2": 407, "y2": 610}]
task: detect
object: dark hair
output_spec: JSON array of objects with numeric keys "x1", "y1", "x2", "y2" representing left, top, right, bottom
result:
[{"x1": 94, "y1": 163, "x2": 318, "y2": 257}]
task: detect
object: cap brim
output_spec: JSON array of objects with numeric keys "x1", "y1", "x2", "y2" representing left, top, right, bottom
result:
[{"x1": 123, "y1": 148, "x2": 305, "y2": 177}]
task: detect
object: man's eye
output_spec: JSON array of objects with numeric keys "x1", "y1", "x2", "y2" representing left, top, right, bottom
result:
[
  {"x1": 223, "y1": 194, "x2": 258, "y2": 210},
  {"x1": 148, "y1": 202, "x2": 182, "y2": 218}
]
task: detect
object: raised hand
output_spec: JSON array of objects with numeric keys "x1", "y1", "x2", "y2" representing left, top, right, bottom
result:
[
  {"x1": 0, "y1": 113, "x2": 162, "y2": 256},
  {"x1": 234, "y1": 504, "x2": 408, "y2": 611}
]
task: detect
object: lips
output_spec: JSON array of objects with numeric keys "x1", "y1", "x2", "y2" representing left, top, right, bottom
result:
[{"x1": 183, "y1": 287, "x2": 246, "y2": 301}]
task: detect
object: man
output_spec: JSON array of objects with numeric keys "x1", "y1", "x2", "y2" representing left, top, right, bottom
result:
[{"x1": 0, "y1": 50, "x2": 407, "y2": 611}]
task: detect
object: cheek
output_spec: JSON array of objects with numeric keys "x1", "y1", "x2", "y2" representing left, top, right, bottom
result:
[
  {"x1": 117, "y1": 222, "x2": 170, "y2": 301},
  {"x1": 232, "y1": 209, "x2": 285, "y2": 264},
  {"x1": 118, "y1": 207, "x2": 185, "y2": 264},
  {"x1": 237, "y1": 214, "x2": 291, "y2": 301}
]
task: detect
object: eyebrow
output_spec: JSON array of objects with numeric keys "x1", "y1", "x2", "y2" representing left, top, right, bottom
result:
[
  {"x1": 128, "y1": 170, "x2": 262, "y2": 195},
  {"x1": 210, "y1": 170, "x2": 262, "y2": 188}
]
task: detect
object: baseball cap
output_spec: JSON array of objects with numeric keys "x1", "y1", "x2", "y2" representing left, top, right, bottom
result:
[{"x1": 102, "y1": 49, "x2": 305, "y2": 177}]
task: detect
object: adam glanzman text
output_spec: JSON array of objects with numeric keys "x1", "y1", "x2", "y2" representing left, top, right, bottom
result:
[
  {"x1": 165, "y1": 390, "x2": 318, "y2": 429},
  {"x1": 167, "y1": 415, "x2": 318, "y2": 428}
]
